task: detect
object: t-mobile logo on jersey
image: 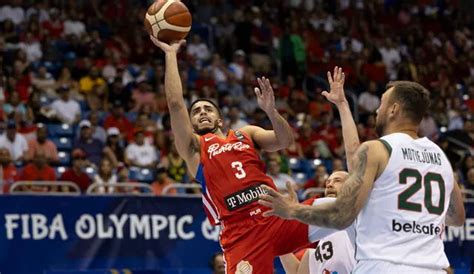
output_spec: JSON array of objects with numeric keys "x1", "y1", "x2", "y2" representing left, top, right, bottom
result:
[
  {"x1": 207, "y1": 142, "x2": 250, "y2": 159},
  {"x1": 224, "y1": 184, "x2": 267, "y2": 211}
]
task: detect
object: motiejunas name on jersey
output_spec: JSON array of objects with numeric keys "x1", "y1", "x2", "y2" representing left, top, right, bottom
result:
[
  {"x1": 392, "y1": 219, "x2": 443, "y2": 236},
  {"x1": 225, "y1": 184, "x2": 267, "y2": 211},
  {"x1": 401, "y1": 147, "x2": 442, "y2": 166}
]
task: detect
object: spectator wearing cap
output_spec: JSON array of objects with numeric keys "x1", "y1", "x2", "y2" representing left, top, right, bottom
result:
[
  {"x1": 59, "y1": 149, "x2": 91, "y2": 193},
  {"x1": 0, "y1": 147, "x2": 19, "y2": 193},
  {"x1": 93, "y1": 158, "x2": 118, "y2": 194},
  {"x1": 73, "y1": 120, "x2": 104, "y2": 167},
  {"x1": 125, "y1": 128, "x2": 158, "y2": 169},
  {"x1": 228, "y1": 50, "x2": 246, "y2": 81},
  {"x1": 0, "y1": 120, "x2": 28, "y2": 162},
  {"x1": 49, "y1": 86, "x2": 81, "y2": 124},
  {"x1": 26, "y1": 124, "x2": 59, "y2": 164},
  {"x1": 20, "y1": 149, "x2": 56, "y2": 183},
  {"x1": 103, "y1": 100, "x2": 133, "y2": 134},
  {"x1": 151, "y1": 167, "x2": 177, "y2": 196},
  {"x1": 103, "y1": 127, "x2": 124, "y2": 168}
]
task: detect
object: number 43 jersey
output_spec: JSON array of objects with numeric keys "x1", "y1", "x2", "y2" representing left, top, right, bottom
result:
[
  {"x1": 196, "y1": 130, "x2": 277, "y2": 226},
  {"x1": 309, "y1": 198, "x2": 356, "y2": 274},
  {"x1": 355, "y1": 133, "x2": 454, "y2": 269}
]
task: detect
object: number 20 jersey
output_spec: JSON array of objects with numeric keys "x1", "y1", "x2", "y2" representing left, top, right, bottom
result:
[
  {"x1": 355, "y1": 133, "x2": 454, "y2": 269},
  {"x1": 195, "y1": 130, "x2": 277, "y2": 226}
]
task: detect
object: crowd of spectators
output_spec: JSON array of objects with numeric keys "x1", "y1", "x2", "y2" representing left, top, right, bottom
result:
[{"x1": 0, "y1": 0, "x2": 472, "y2": 197}]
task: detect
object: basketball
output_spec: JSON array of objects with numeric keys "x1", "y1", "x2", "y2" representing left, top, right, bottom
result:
[{"x1": 144, "y1": 0, "x2": 192, "y2": 44}]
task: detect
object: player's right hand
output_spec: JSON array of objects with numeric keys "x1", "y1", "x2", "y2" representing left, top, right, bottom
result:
[
  {"x1": 322, "y1": 66, "x2": 347, "y2": 106},
  {"x1": 150, "y1": 35, "x2": 186, "y2": 54}
]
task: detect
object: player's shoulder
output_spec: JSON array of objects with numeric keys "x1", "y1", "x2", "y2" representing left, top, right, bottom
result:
[{"x1": 356, "y1": 140, "x2": 388, "y2": 157}]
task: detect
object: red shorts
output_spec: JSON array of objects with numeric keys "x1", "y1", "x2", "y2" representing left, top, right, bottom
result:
[{"x1": 220, "y1": 214, "x2": 310, "y2": 274}]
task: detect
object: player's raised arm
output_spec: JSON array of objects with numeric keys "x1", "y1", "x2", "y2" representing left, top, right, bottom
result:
[
  {"x1": 445, "y1": 181, "x2": 465, "y2": 226},
  {"x1": 241, "y1": 77, "x2": 294, "y2": 151},
  {"x1": 322, "y1": 67, "x2": 360, "y2": 171},
  {"x1": 150, "y1": 36, "x2": 200, "y2": 173},
  {"x1": 260, "y1": 140, "x2": 385, "y2": 229}
]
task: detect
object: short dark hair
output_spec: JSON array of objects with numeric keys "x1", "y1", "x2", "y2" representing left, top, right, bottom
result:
[
  {"x1": 209, "y1": 251, "x2": 223, "y2": 270},
  {"x1": 189, "y1": 99, "x2": 222, "y2": 118},
  {"x1": 386, "y1": 81, "x2": 430, "y2": 124}
]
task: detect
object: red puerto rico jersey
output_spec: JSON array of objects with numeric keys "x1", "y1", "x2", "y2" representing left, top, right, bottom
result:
[{"x1": 195, "y1": 129, "x2": 277, "y2": 225}]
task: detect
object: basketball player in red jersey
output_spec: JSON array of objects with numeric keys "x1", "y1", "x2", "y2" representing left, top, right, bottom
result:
[{"x1": 150, "y1": 36, "x2": 336, "y2": 273}]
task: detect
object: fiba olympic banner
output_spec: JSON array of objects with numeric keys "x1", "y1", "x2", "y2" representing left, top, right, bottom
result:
[
  {"x1": 444, "y1": 202, "x2": 474, "y2": 270},
  {"x1": 0, "y1": 196, "x2": 472, "y2": 274},
  {"x1": 0, "y1": 196, "x2": 221, "y2": 274}
]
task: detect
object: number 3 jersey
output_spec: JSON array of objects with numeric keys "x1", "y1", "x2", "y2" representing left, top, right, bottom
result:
[
  {"x1": 195, "y1": 130, "x2": 277, "y2": 226},
  {"x1": 355, "y1": 133, "x2": 454, "y2": 269},
  {"x1": 309, "y1": 198, "x2": 356, "y2": 274}
]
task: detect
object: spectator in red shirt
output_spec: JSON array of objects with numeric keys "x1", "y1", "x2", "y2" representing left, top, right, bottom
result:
[
  {"x1": 20, "y1": 150, "x2": 56, "y2": 192},
  {"x1": 103, "y1": 100, "x2": 132, "y2": 134},
  {"x1": 59, "y1": 149, "x2": 91, "y2": 193},
  {"x1": 0, "y1": 148, "x2": 19, "y2": 193},
  {"x1": 41, "y1": 8, "x2": 63, "y2": 39},
  {"x1": 302, "y1": 164, "x2": 328, "y2": 190}
]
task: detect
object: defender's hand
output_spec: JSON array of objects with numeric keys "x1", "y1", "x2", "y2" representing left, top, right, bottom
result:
[
  {"x1": 322, "y1": 66, "x2": 347, "y2": 105},
  {"x1": 258, "y1": 182, "x2": 299, "y2": 219},
  {"x1": 150, "y1": 35, "x2": 186, "y2": 54},
  {"x1": 254, "y1": 77, "x2": 276, "y2": 114}
]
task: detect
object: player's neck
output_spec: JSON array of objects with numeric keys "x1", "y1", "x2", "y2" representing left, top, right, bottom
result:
[
  {"x1": 385, "y1": 123, "x2": 419, "y2": 139},
  {"x1": 213, "y1": 128, "x2": 226, "y2": 138}
]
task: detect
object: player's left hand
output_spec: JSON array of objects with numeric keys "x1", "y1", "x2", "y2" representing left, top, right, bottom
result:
[
  {"x1": 254, "y1": 77, "x2": 276, "y2": 114},
  {"x1": 150, "y1": 35, "x2": 185, "y2": 54},
  {"x1": 259, "y1": 181, "x2": 299, "y2": 219},
  {"x1": 322, "y1": 66, "x2": 347, "y2": 106}
]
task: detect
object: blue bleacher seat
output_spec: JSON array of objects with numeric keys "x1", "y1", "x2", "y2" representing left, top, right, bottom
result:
[
  {"x1": 47, "y1": 123, "x2": 74, "y2": 137},
  {"x1": 51, "y1": 137, "x2": 73, "y2": 151},
  {"x1": 85, "y1": 166, "x2": 97, "y2": 179},
  {"x1": 58, "y1": 151, "x2": 71, "y2": 166},
  {"x1": 129, "y1": 167, "x2": 155, "y2": 183},
  {"x1": 125, "y1": 111, "x2": 138, "y2": 123},
  {"x1": 55, "y1": 166, "x2": 67, "y2": 178},
  {"x1": 292, "y1": 172, "x2": 307, "y2": 184}
]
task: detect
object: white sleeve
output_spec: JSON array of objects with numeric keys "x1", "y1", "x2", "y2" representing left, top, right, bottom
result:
[{"x1": 125, "y1": 145, "x2": 135, "y2": 161}]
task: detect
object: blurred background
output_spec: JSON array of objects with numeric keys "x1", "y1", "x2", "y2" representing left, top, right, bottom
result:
[{"x1": 0, "y1": 0, "x2": 472, "y2": 273}]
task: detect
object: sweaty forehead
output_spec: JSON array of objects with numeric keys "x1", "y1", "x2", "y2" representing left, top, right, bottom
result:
[{"x1": 330, "y1": 171, "x2": 349, "y2": 180}]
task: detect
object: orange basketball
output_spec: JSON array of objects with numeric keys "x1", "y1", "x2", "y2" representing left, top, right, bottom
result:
[{"x1": 144, "y1": 0, "x2": 192, "y2": 44}]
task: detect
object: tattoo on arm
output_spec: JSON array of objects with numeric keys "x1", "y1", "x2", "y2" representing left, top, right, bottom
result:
[
  {"x1": 293, "y1": 145, "x2": 369, "y2": 229},
  {"x1": 446, "y1": 198, "x2": 456, "y2": 220}
]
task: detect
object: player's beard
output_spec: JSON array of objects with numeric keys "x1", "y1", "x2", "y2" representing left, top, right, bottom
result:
[{"x1": 194, "y1": 120, "x2": 220, "y2": 135}]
